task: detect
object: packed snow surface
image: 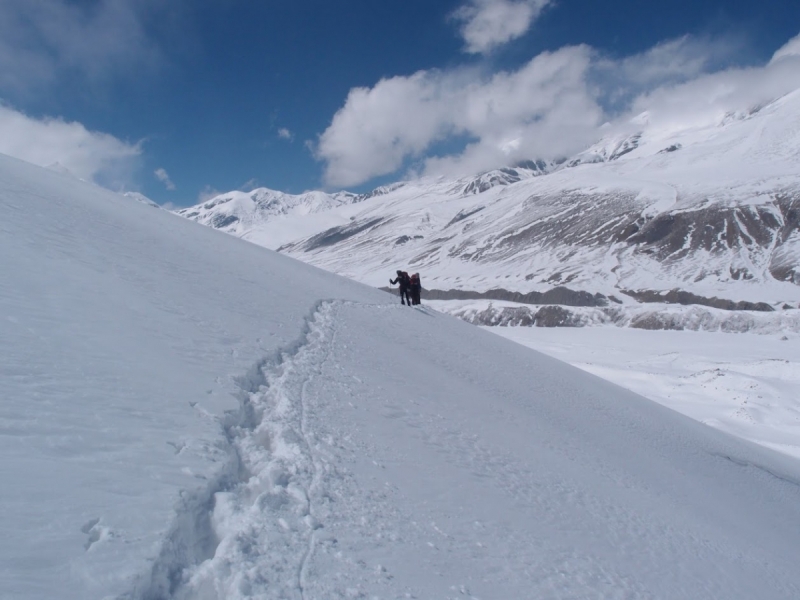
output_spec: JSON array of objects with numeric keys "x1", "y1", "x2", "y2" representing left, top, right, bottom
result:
[{"x1": 3, "y1": 152, "x2": 800, "y2": 599}]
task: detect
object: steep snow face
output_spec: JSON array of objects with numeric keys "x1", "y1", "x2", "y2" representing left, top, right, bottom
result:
[
  {"x1": 0, "y1": 153, "x2": 386, "y2": 599},
  {"x1": 5, "y1": 151, "x2": 800, "y2": 599},
  {"x1": 181, "y1": 89, "x2": 800, "y2": 306}
]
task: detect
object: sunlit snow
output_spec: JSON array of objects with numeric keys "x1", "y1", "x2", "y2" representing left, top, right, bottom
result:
[{"x1": 3, "y1": 152, "x2": 800, "y2": 599}]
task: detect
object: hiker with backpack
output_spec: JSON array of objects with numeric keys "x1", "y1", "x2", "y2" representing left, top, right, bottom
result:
[
  {"x1": 389, "y1": 270, "x2": 412, "y2": 306},
  {"x1": 409, "y1": 272, "x2": 422, "y2": 305}
]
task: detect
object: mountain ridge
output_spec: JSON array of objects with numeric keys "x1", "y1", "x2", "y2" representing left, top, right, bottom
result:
[{"x1": 177, "y1": 88, "x2": 800, "y2": 317}]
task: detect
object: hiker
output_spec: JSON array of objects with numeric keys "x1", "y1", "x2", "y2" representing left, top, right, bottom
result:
[
  {"x1": 409, "y1": 272, "x2": 422, "y2": 305},
  {"x1": 389, "y1": 269, "x2": 412, "y2": 306}
]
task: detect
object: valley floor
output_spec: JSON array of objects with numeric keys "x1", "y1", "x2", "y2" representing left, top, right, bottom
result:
[{"x1": 488, "y1": 325, "x2": 800, "y2": 461}]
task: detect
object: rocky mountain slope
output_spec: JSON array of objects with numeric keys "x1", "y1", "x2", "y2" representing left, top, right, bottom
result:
[{"x1": 178, "y1": 89, "x2": 800, "y2": 327}]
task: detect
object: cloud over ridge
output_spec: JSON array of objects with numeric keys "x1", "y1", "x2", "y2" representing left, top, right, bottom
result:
[
  {"x1": 316, "y1": 31, "x2": 800, "y2": 188},
  {"x1": 0, "y1": 104, "x2": 141, "y2": 188}
]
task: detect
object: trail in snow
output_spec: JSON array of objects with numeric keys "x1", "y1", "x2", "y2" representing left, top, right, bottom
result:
[
  {"x1": 145, "y1": 300, "x2": 410, "y2": 599},
  {"x1": 150, "y1": 301, "x2": 342, "y2": 599},
  {"x1": 133, "y1": 299, "x2": 800, "y2": 600}
]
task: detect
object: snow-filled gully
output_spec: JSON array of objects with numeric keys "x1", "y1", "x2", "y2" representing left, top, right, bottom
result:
[{"x1": 135, "y1": 301, "x2": 343, "y2": 600}]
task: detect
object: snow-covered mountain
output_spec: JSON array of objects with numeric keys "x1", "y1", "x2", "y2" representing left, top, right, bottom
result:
[
  {"x1": 175, "y1": 187, "x2": 365, "y2": 249},
  {"x1": 180, "y1": 88, "x2": 800, "y2": 326},
  {"x1": 5, "y1": 151, "x2": 800, "y2": 598}
]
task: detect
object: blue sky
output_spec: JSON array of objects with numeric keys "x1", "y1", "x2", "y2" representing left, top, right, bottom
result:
[{"x1": 1, "y1": 1, "x2": 799, "y2": 207}]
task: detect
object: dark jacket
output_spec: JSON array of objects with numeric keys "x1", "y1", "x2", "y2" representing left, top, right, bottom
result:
[{"x1": 390, "y1": 272, "x2": 411, "y2": 289}]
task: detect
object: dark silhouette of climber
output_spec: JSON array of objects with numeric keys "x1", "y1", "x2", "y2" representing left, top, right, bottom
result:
[
  {"x1": 390, "y1": 270, "x2": 412, "y2": 306},
  {"x1": 409, "y1": 273, "x2": 422, "y2": 305}
]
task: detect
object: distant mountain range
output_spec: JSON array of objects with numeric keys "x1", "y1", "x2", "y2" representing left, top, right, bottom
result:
[{"x1": 176, "y1": 88, "x2": 800, "y2": 329}]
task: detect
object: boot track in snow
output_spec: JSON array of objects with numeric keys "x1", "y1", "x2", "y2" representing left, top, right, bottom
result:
[{"x1": 133, "y1": 300, "x2": 345, "y2": 599}]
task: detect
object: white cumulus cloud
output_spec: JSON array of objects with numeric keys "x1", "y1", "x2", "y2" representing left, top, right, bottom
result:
[
  {"x1": 0, "y1": 104, "x2": 141, "y2": 188},
  {"x1": 316, "y1": 31, "x2": 800, "y2": 188},
  {"x1": 451, "y1": 0, "x2": 552, "y2": 55},
  {"x1": 154, "y1": 167, "x2": 176, "y2": 190},
  {"x1": 627, "y1": 47, "x2": 800, "y2": 136},
  {"x1": 771, "y1": 32, "x2": 800, "y2": 63},
  {"x1": 0, "y1": 0, "x2": 176, "y2": 96},
  {"x1": 278, "y1": 128, "x2": 294, "y2": 141},
  {"x1": 316, "y1": 46, "x2": 603, "y2": 186}
]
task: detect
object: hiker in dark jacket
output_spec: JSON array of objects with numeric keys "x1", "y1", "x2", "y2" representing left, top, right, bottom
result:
[
  {"x1": 409, "y1": 272, "x2": 422, "y2": 305},
  {"x1": 389, "y1": 270, "x2": 412, "y2": 306}
]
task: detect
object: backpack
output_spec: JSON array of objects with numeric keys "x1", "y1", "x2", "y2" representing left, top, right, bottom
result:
[{"x1": 410, "y1": 273, "x2": 420, "y2": 287}]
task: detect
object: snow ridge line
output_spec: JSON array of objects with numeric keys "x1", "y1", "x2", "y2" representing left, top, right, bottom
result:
[{"x1": 130, "y1": 299, "x2": 346, "y2": 600}]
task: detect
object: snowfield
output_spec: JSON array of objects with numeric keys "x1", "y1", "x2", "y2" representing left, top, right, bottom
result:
[
  {"x1": 3, "y1": 152, "x2": 800, "y2": 599},
  {"x1": 488, "y1": 324, "x2": 800, "y2": 460}
]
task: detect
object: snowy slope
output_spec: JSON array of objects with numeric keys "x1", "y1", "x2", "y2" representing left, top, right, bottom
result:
[
  {"x1": 182, "y1": 89, "x2": 800, "y2": 309},
  {"x1": 3, "y1": 152, "x2": 800, "y2": 599},
  {"x1": 491, "y1": 325, "x2": 800, "y2": 460},
  {"x1": 175, "y1": 188, "x2": 365, "y2": 250},
  {"x1": 0, "y1": 156, "x2": 388, "y2": 598}
]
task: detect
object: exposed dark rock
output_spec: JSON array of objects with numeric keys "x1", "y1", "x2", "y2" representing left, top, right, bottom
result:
[
  {"x1": 467, "y1": 306, "x2": 537, "y2": 327},
  {"x1": 514, "y1": 159, "x2": 549, "y2": 172},
  {"x1": 415, "y1": 286, "x2": 608, "y2": 307},
  {"x1": 534, "y1": 305, "x2": 581, "y2": 327},
  {"x1": 609, "y1": 134, "x2": 641, "y2": 160},
  {"x1": 627, "y1": 214, "x2": 675, "y2": 245},
  {"x1": 377, "y1": 286, "x2": 606, "y2": 307},
  {"x1": 658, "y1": 144, "x2": 682, "y2": 154},
  {"x1": 612, "y1": 197, "x2": 800, "y2": 266},
  {"x1": 630, "y1": 313, "x2": 685, "y2": 331},
  {"x1": 395, "y1": 235, "x2": 423, "y2": 245},
  {"x1": 302, "y1": 217, "x2": 384, "y2": 251},
  {"x1": 446, "y1": 206, "x2": 486, "y2": 227},
  {"x1": 770, "y1": 264, "x2": 799, "y2": 284},
  {"x1": 203, "y1": 196, "x2": 233, "y2": 210},
  {"x1": 409, "y1": 246, "x2": 442, "y2": 265},
  {"x1": 211, "y1": 214, "x2": 239, "y2": 228},
  {"x1": 463, "y1": 169, "x2": 522, "y2": 195},
  {"x1": 621, "y1": 289, "x2": 774, "y2": 312}
]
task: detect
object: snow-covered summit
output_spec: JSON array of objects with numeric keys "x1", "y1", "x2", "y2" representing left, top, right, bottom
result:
[{"x1": 177, "y1": 187, "x2": 359, "y2": 231}]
